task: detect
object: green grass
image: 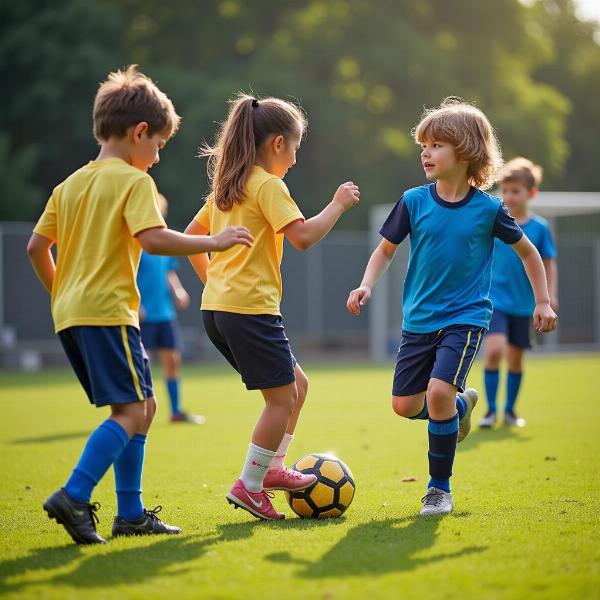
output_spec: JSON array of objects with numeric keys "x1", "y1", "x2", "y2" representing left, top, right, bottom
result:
[{"x1": 1, "y1": 355, "x2": 599, "y2": 600}]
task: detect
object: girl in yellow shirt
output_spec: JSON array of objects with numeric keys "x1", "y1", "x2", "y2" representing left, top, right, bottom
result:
[{"x1": 186, "y1": 94, "x2": 359, "y2": 520}]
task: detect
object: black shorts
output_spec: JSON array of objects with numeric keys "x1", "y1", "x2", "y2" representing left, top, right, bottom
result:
[
  {"x1": 392, "y1": 325, "x2": 484, "y2": 396},
  {"x1": 202, "y1": 311, "x2": 296, "y2": 390},
  {"x1": 487, "y1": 309, "x2": 534, "y2": 349},
  {"x1": 140, "y1": 320, "x2": 179, "y2": 351}
]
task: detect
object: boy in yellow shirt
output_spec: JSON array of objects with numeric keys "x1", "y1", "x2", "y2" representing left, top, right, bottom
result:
[{"x1": 27, "y1": 65, "x2": 252, "y2": 544}]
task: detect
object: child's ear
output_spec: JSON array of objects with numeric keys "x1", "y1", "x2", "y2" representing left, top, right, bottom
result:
[
  {"x1": 272, "y1": 134, "x2": 285, "y2": 153},
  {"x1": 530, "y1": 187, "x2": 539, "y2": 200},
  {"x1": 131, "y1": 122, "x2": 149, "y2": 143}
]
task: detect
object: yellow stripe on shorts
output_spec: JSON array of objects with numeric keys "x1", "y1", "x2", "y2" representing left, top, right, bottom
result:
[
  {"x1": 120, "y1": 325, "x2": 144, "y2": 401},
  {"x1": 461, "y1": 328, "x2": 483, "y2": 389},
  {"x1": 453, "y1": 330, "x2": 472, "y2": 386}
]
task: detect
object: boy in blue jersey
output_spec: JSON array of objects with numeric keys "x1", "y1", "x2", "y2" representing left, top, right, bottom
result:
[
  {"x1": 138, "y1": 194, "x2": 205, "y2": 424},
  {"x1": 480, "y1": 158, "x2": 558, "y2": 429},
  {"x1": 347, "y1": 99, "x2": 557, "y2": 515}
]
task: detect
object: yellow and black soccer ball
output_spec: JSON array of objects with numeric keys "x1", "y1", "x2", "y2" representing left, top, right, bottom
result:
[{"x1": 285, "y1": 453, "x2": 355, "y2": 518}]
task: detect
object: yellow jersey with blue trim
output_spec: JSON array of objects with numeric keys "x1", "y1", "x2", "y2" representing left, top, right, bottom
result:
[
  {"x1": 33, "y1": 158, "x2": 166, "y2": 333},
  {"x1": 194, "y1": 166, "x2": 304, "y2": 315}
]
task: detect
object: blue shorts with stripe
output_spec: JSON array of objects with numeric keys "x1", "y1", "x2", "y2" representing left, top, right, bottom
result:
[
  {"x1": 392, "y1": 325, "x2": 484, "y2": 396},
  {"x1": 486, "y1": 309, "x2": 533, "y2": 349},
  {"x1": 58, "y1": 326, "x2": 154, "y2": 407},
  {"x1": 140, "y1": 320, "x2": 179, "y2": 351}
]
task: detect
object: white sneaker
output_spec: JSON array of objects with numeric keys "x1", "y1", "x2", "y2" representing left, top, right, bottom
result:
[
  {"x1": 457, "y1": 388, "x2": 478, "y2": 443},
  {"x1": 479, "y1": 411, "x2": 497, "y2": 428},
  {"x1": 504, "y1": 411, "x2": 526, "y2": 428},
  {"x1": 420, "y1": 487, "x2": 453, "y2": 516}
]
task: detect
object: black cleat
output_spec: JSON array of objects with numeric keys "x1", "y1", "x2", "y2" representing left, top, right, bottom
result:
[
  {"x1": 112, "y1": 506, "x2": 182, "y2": 537},
  {"x1": 43, "y1": 488, "x2": 106, "y2": 544}
]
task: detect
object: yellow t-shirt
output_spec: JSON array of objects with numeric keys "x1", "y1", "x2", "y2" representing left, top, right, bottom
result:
[
  {"x1": 194, "y1": 166, "x2": 304, "y2": 315},
  {"x1": 33, "y1": 158, "x2": 166, "y2": 333}
]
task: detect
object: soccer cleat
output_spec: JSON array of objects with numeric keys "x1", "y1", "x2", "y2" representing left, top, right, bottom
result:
[
  {"x1": 226, "y1": 479, "x2": 285, "y2": 521},
  {"x1": 112, "y1": 506, "x2": 181, "y2": 537},
  {"x1": 479, "y1": 410, "x2": 497, "y2": 428},
  {"x1": 420, "y1": 487, "x2": 454, "y2": 516},
  {"x1": 457, "y1": 388, "x2": 478, "y2": 443},
  {"x1": 43, "y1": 488, "x2": 106, "y2": 544},
  {"x1": 263, "y1": 466, "x2": 317, "y2": 492},
  {"x1": 504, "y1": 411, "x2": 526, "y2": 428},
  {"x1": 170, "y1": 412, "x2": 206, "y2": 425}
]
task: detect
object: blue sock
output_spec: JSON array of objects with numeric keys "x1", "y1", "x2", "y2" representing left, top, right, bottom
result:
[
  {"x1": 456, "y1": 394, "x2": 467, "y2": 420},
  {"x1": 64, "y1": 419, "x2": 129, "y2": 503},
  {"x1": 114, "y1": 433, "x2": 146, "y2": 520},
  {"x1": 505, "y1": 371, "x2": 523, "y2": 414},
  {"x1": 484, "y1": 369, "x2": 499, "y2": 413},
  {"x1": 166, "y1": 378, "x2": 180, "y2": 415},
  {"x1": 409, "y1": 398, "x2": 429, "y2": 420},
  {"x1": 427, "y1": 414, "x2": 459, "y2": 494}
]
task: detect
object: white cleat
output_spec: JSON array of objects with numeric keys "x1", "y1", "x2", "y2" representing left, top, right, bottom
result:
[
  {"x1": 479, "y1": 411, "x2": 497, "y2": 428},
  {"x1": 504, "y1": 411, "x2": 526, "y2": 428},
  {"x1": 420, "y1": 487, "x2": 453, "y2": 516},
  {"x1": 458, "y1": 388, "x2": 478, "y2": 443}
]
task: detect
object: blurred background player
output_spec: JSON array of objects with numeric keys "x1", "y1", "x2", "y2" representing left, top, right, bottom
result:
[
  {"x1": 480, "y1": 158, "x2": 558, "y2": 428},
  {"x1": 137, "y1": 193, "x2": 205, "y2": 425}
]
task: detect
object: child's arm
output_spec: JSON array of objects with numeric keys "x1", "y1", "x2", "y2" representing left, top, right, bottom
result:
[
  {"x1": 167, "y1": 270, "x2": 190, "y2": 310},
  {"x1": 511, "y1": 236, "x2": 557, "y2": 332},
  {"x1": 27, "y1": 233, "x2": 55, "y2": 293},
  {"x1": 282, "y1": 182, "x2": 359, "y2": 251},
  {"x1": 183, "y1": 221, "x2": 211, "y2": 285},
  {"x1": 347, "y1": 239, "x2": 398, "y2": 316},
  {"x1": 136, "y1": 226, "x2": 253, "y2": 257},
  {"x1": 543, "y1": 257, "x2": 559, "y2": 310}
]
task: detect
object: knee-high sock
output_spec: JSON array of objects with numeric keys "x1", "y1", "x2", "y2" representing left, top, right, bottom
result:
[
  {"x1": 427, "y1": 414, "x2": 459, "y2": 493},
  {"x1": 114, "y1": 433, "x2": 147, "y2": 519},
  {"x1": 64, "y1": 419, "x2": 129, "y2": 503},
  {"x1": 166, "y1": 378, "x2": 181, "y2": 415},
  {"x1": 484, "y1": 369, "x2": 499, "y2": 412},
  {"x1": 505, "y1": 371, "x2": 523, "y2": 413}
]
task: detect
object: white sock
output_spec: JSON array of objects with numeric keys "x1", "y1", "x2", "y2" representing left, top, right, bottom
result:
[
  {"x1": 271, "y1": 433, "x2": 294, "y2": 468},
  {"x1": 240, "y1": 443, "x2": 275, "y2": 492}
]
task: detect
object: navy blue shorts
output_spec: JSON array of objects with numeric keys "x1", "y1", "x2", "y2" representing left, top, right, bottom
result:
[
  {"x1": 140, "y1": 320, "x2": 179, "y2": 351},
  {"x1": 487, "y1": 309, "x2": 533, "y2": 349},
  {"x1": 392, "y1": 325, "x2": 484, "y2": 396},
  {"x1": 202, "y1": 311, "x2": 296, "y2": 390},
  {"x1": 58, "y1": 326, "x2": 154, "y2": 407}
]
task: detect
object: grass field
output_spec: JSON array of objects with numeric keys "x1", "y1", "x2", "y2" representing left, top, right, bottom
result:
[{"x1": 1, "y1": 355, "x2": 599, "y2": 600}]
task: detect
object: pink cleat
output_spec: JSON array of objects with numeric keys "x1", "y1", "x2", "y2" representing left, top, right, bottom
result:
[
  {"x1": 263, "y1": 466, "x2": 317, "y2": 492},
  {"x1": 226, "y1": 479, "x2": 285, "y2": 521}
]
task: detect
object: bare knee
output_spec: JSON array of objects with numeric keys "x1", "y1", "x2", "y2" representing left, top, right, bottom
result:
[
  {"x1": 295, "y1": 371, "x2": 308, "y2": 406},
  {"x1": 392, "y1": 394, "x2": 423, "y2": 417},
  {"x1": 426, "y1": 379, "x2": 457, "y2": 415},
  {"x1": 144, "y1": 396, "x2": 157, "y2": 426}
]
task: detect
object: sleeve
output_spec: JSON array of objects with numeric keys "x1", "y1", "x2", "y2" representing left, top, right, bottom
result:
[
  {"x1": 257, "y1": 178, "x2": 304, "y2": 232},
  {"x1": 492, "y1": 203, "x2": 523, "y2": 244},
  {"x1": 194, "y1": 199, "x2": 211, "y2": 230},
  {"x1": 123, "y1": 176, "x2": 166, "y2": 236},
  {"x1": 538, "y1": 222, "x2": 557, "y2": 259},
  {"x1": 33, "y1": 193, "x2": 58, "y2": 241},
  {"x1": 379, "y1": 196, "x2": 411, "y2": 244}
]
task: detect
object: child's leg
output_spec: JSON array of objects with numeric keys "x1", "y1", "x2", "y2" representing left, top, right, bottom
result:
[
  {"x1": 425, "y1": 377, "x2": 460, "y2": 493},
  {"x1": 483, "y1": 333, "x2": 506, "y2": 414},
  {"x1": 159, "y1": 348, "x2": 181, "y2": 415},
  {"x1": 505, "y1": 344, "x2": 525, "y2": 415}
]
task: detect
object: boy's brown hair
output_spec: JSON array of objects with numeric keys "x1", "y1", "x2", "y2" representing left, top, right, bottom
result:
[
  {"x1": 93, "y1": 65, "x2": 181, "y2": 143},
  {"x1": 498, "y1": 157, "x2": 543, "y2": 190},
  {"x1": 413, "y1": 97, "x2": 502, "y2": 190}
]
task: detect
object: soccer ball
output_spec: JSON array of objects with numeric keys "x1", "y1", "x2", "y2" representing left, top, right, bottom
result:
[{"x1": 285, "y1": 453, "x2": 355, "y2": 518}]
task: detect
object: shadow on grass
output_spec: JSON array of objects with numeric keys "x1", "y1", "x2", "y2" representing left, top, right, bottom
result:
[
  {"x1": 267, "y1": 512, "x2": 486, "y2": 577},
  {"x1": 10, "y1": 431, "x2": 90, "y2": 445},
  {"x1": 458, "y1": 425, "x2": 530, "y2": 452},
  {"x1": 0, "y1": 521, "x2": 261, "y2": 592}
]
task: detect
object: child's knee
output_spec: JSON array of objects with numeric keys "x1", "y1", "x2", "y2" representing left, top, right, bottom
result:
[
  {"x1": 426, "y1": 380, "x2": 455, "y2": 411},
  {"x1": 295, "y1": 372, "x2": 308, "y2": 403},
  {"x1": 144, "y1": 396, "x2": 157, "y2": 423},
  {"x1": 392, "y1": 395, "x2": 415, "y2": 417}
]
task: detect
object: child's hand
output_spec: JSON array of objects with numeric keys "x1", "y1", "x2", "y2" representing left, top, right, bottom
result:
[
  {"x1": 347, "y1": 285, "x2": 371, "y2": 316},
  {"x1": 332, "y1": 182, "x2": 360, "y2": 212},
  {"x1": 212, "y1": 227, "x2": 254, "y2": 251},
  {"x1": 533, "y1": 301, "x2": 557, "y2": 333},
  {"x1": 174, "y1": 289, "x2": 190, "y2": 310}
]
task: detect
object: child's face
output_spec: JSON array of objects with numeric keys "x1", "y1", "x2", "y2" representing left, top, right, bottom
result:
[
  {"x1": 420, "y1": 139, "x2": 464, "y2": 181},
  {"x1": 130, "y1": 124, "x2": 169, "y2": 172},
  {"x1": 499, "y1": 180, "x2": 535, "y2": 214},
  {"x1": 270, "y1": 125, "x2": 303, "y2": 178}
]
